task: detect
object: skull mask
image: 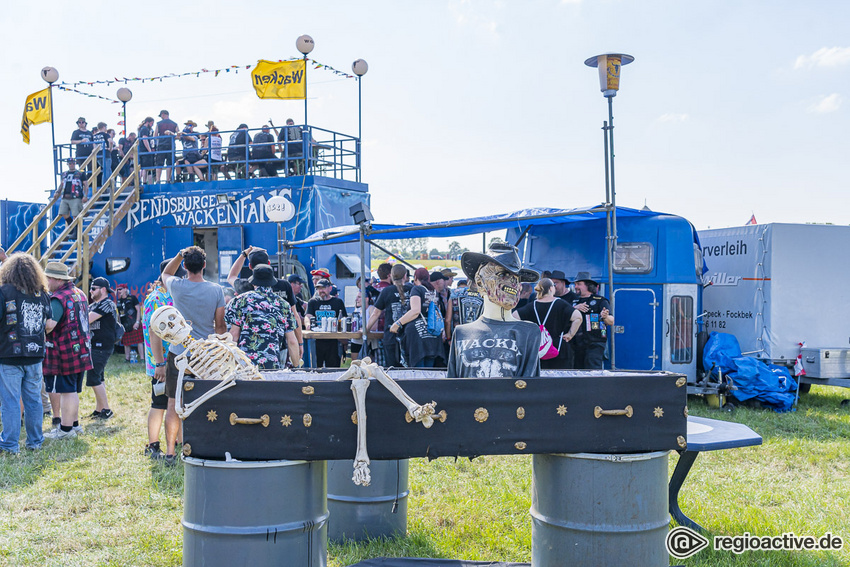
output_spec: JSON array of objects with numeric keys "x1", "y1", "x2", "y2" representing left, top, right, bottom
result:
[
  {"x1": 475, "y1": 262, "x2": 520, "y2": 310},
  {"x1": 151, "y1": 305, "x2": 193, "y2": 345}
]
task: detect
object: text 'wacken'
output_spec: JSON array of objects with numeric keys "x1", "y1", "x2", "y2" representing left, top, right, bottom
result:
[
  {"x1": 125, "y1": 190, "x2": 295, "y2": 230},
  {"x1": 253, "y1": 69, "x2": 304, "y2": 87}
]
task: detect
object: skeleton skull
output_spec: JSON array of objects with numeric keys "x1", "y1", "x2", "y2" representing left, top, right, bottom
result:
[
  {"x1": 475, "y1": 262, "x2": 520, "y2": 310},
  {"x1": 151, "y1": 305, "x2": 193, "y2": 345}
]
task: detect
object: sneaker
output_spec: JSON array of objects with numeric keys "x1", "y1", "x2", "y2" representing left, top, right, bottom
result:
[
  {"x1": 163, "y1": 454, "x2": 179, "y2": 467},
  {"x1": 144, "y1": 443, "x2": 162, "y2": 460},
  {"x1": 73, "y1": 425, "x2": 84, "y2": 435},
  {"x1": 96, "y1": 409, "x2": 114, "y2": 420},
  {"x1": 44, "y1": 428, "x2": 77, "y2": 440},
  {"x1": 87, "y1": 410, "x2": 102, "y2": 419}
]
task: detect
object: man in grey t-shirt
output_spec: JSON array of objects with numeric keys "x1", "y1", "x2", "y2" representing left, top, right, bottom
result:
[{"x1": 159, "y1": 246, "x2": 226, "y2": 464}]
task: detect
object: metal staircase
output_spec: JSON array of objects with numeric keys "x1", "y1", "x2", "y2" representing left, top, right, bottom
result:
[{"x1": 5, "y1": 143, "x2": 142, "y2": 290}]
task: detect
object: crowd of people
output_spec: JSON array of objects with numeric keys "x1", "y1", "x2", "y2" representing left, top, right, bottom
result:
[
  {"x1": 67, "y1": 111, "x2": 310, "y2": 187},
  {"x1": 0, "y1": 245, "x2": 305, "y2": 462},
  {"x1": 0, "y1": 239, "x2": 613, "y2": 460}
]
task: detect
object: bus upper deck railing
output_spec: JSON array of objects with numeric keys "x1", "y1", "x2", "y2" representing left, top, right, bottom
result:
[{"x1": 53, "y1": 124, "x2": 361, "y2": 187}]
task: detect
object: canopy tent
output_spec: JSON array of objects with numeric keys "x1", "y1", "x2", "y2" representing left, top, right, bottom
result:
[
  {"x1": 284, "y1": 205, "x2": 666, "y2": 249},
  {"x1": 285, "y1": 204, "x2": 676, "y2": 370}
]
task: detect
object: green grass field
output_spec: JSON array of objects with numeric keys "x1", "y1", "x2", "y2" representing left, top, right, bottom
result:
[{"x1": 1, "y1": 357, "x2": 848, "y2": 566}]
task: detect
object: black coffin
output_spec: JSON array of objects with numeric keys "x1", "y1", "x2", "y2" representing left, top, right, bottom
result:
[{"x1": 180, "y1": 370, "x2": 688, "y2": 462}]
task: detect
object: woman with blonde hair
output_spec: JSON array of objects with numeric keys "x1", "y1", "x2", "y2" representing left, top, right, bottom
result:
[
  {"x1": 514, "y1": 277, "x2": 582, "y2": 369},
  {"x1": 0, "y1": 254, "x2": 51, "y2": 454}
]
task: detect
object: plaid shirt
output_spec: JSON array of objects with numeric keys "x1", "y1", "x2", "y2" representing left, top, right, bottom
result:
[{"x1": 43, "y1": 282, "x2": 93, "y2": 375}]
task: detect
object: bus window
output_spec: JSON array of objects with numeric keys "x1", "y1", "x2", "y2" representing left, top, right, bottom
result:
[{"x1": 670, "y1": 295, "x2": 693, "y2": 364}]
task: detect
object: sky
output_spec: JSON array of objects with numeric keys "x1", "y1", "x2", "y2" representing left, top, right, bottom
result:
[{"x1": 3, "y1": 0, "x2": 849, "y2": 239}]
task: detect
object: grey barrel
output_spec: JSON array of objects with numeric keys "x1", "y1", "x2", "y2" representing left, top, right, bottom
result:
[
  {"x1": 327, "y1": 459, "x2": 409, "y2": 541},
  {"x1": 531, "y1": 451, "x2": 670, "y2": 567},
  {"x1": 183, "y1": 458, "x2": 328, "y2": 567}
]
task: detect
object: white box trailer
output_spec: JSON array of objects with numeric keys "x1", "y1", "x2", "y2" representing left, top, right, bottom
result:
[{"x1": 698, "y1": 223, "x2": 850, "y2": 386}]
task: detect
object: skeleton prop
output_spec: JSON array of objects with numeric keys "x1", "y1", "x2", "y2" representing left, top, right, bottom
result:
[
  {"x1": 337, "y1": 357, "x2": 438, "y2": 486},
  {"x1": 150, "y1": 305, "x2": 263, "y2": 419},
  {"x1": 462, "y1": 241, "x2": 539, "y2": 322}
]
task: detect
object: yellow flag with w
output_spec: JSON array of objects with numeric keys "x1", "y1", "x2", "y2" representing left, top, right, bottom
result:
[
  {"x1": 21, "y1": 87, "x2": 52, "y2": 144},
  {"x1": 251, "y1": 60, "x2": 306, "y2": 100}
]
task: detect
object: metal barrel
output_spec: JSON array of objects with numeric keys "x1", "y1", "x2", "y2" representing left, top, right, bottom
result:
[
  {"x1": 531, "y1": 451, "x2": 670, "y2": 567},
  {"x1": 326, "y1": 459, "x2": 409, "y2": 542},
  {"x1": 183, "y1": 458, "x2": 328, "y2": 567}
]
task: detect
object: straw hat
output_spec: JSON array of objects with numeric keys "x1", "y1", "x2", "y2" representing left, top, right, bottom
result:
[{"x1": 44, "y1": 262, "x2": 73, "y2": 281}]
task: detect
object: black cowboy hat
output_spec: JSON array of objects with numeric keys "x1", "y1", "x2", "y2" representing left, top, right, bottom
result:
[
  {"x1": 574, "y1": 271, "x2": 600, "y2": 286},
  {"x1": 249, "y1": 264, "x2": 278, "y2": 287},
  {"x1": 549, "y1": 270, "x2": 570, "y2": 284},
  {"x1": 461, "y1": 242, "x2": 539, "y2": 283}
]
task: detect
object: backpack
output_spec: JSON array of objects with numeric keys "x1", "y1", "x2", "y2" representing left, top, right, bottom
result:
[
  {"x1": 535, "y1": 301, "x2": 560, "y2": 360},
  {"x1": 424, "y1": 292, "x2": 444, "y2": 337},
  {"x1": 114, "y1": 320, "x2": 125, "y2": 344}
]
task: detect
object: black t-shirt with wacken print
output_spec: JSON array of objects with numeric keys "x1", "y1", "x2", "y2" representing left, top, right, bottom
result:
[{"x1": 446, "y1": 317, "x2": 540, "y2": 378}]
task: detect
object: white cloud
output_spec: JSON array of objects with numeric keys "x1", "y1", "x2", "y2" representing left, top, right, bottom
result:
[
  {"x1": 807, "y1": 93, "x2": 842, "y2": 114},
  {"x1": 794, "y1": 47, "x2": 850, "y2": 69},
  {"x1": 658, "y1": 113, "x2": 689, "y2": 123},
  {"x1": 448, "y1": 0, "x2": 501, "y2": 40}
]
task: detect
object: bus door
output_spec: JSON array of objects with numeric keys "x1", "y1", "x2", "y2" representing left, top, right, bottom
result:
[{"x1": 612, "y1": 287, "x2": 659, "y2": 371}]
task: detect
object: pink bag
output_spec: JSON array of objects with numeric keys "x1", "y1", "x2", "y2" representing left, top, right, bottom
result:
[{"x1": 535, "y1": 301, "x2": 560, "y2": 360}]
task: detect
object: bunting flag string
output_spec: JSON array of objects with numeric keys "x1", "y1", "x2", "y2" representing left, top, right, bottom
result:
[
  {"x1": 56, "y1": 85, "x2": 121, "y2": 104},
  {"x1": 57, "y1": 58, "x2": 354, "y2": 89}
]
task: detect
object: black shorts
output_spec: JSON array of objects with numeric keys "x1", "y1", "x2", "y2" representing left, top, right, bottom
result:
[
  {"x1": 165, "y1": 351, "x2": 179, "y2": 399},
  {"x1": 150, "y1": 377, "x2": 168, "y2": 410},
  {"x1": 257, "y1": 161, "x2": 279, "y2": 177},
  {"x1": 156, "y1": 150, "x2": 174, "y2": 167},
  {"x1": 86, "y1": 348, "x2": 112, "y2": 387},
  {"x1": 45, "y1": 372, "x2": 84, "y2": 394},
  {"x1": 183, "y1": 152, "x2": 203, "y2": 164},
  {"x1": 140, "y1": 153, "x2": 155, "y2": 168},
  {"x1": 315, "y1": 339, "x2": 341, "y2": 368}
]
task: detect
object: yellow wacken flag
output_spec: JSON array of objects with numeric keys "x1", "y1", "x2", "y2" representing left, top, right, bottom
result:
[
  {"x1": 251, "y1": 60, "x2": 306, "y2": 100},
  {"x1": 21, "y1": 87, "x2": 52, "y2": 145}
]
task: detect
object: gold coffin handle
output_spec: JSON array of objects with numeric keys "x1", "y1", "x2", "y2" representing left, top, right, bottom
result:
[
  {"x1": 594, "y1": 405, "x2": 633, "y2": 418},
  {"x1": 229, "y1": 413, "x2": 270, "y2": 427}
]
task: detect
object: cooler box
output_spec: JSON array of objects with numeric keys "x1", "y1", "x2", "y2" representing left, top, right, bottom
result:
[{"x1": 801, "y1": 348, "x2": 850, "y2": 379}]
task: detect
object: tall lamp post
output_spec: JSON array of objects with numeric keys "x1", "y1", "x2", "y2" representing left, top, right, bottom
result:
[
  {"x1": 41, "y1": 66, "x2": 59, "y2": 193},
  {"x1": 349, "y1": 202, "x2": 374, "y2": 350},
  {"x1": 584, "y1": 52, "x2": 634, "y2": 370},
  {"x1": 116, "y1": 87, "x2": 133, "y2": 137},
  {"x1": 352, "y1": 59, "x2": 368, "y2": 182},
  {"x1": 296, "y1": 34, "x2": 314, "y2": 128}
]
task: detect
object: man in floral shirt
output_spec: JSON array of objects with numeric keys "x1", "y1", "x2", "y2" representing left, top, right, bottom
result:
[
  {"x1": 225, "y1": 265, "x2": 301, "y2": 369},
  {"x1": 140, "y1": 261, "x2": 186, "y2": 459}
]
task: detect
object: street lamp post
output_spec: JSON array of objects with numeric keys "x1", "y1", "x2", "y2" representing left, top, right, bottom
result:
[
  {"x1": 41, "y1": 66, "x2": 59, "y2": 193},
  {"x1": 296, "y1": 34, "x2": 314, "y2": 128},
  {"x1": 352, "y1": 59, "x2": 368, "y2": 182},
  {"x1": 116, "y1": 87, "x2": 133, "y2": 138},
  {"x1": 584, "y1": 52, "x2": 634, "y2": 370}
]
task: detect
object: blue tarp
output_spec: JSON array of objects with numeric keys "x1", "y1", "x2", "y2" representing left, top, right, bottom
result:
[
  {"x1": 703, "y1": 332, "x2": 797, "y2": 412},
  {"x1": 288, "y1": 206, "x2": 665, "y2": 248}
]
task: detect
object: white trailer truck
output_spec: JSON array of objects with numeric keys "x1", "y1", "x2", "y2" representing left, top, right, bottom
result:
[{"x1": 698, "y1": 223, "x2": 850, "y2": 397}]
